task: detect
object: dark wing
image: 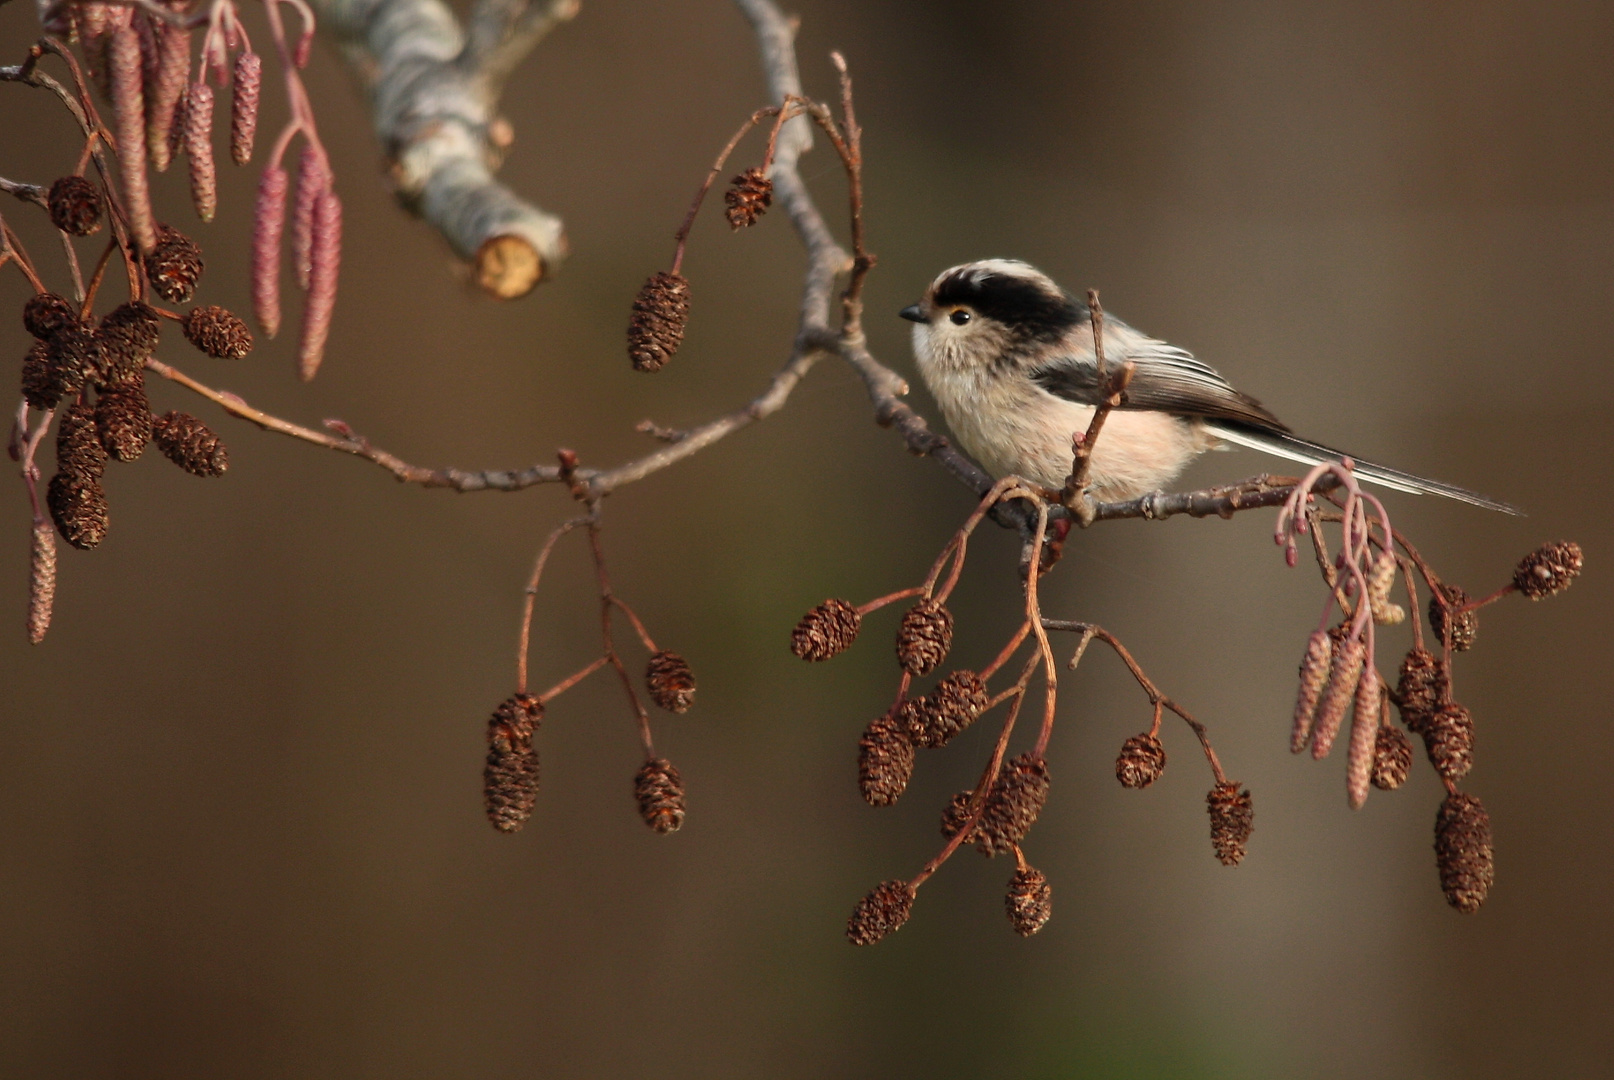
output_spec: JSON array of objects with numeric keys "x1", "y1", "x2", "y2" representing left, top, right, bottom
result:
[{"x1": 1030, "y1": 331, "x2": 1290, "y2": 434}]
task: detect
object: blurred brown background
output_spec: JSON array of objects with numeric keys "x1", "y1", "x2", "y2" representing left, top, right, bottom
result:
[{"x1": 2, "y1": 1, "x2": 1611, "y2": 1077}]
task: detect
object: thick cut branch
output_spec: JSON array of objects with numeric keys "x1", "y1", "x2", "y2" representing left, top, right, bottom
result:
[{"x1": 311, "y1": 0, "x2": 574, "y2": 298}]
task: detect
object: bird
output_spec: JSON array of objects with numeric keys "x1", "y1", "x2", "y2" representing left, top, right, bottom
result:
[{"x1": 900, "y1": 259, "x2": 1518, "y2": 513}]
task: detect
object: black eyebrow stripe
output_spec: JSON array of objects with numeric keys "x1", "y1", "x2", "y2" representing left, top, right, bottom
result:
[{"x1": 932, "y1": 270, "x2": 1086, "y2": 343}]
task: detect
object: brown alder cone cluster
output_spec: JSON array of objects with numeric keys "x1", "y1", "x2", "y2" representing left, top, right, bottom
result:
[
  {"x1": 793, "y1": 482, "x2": 1255, "y2": 945},
  {"x1": 1277, "y1": 465, "x2": 1584, "y2": 914}
]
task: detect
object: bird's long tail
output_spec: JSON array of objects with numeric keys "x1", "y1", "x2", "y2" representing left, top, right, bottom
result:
[{"x1": 1205, "y1": 422, "x2": 1521, "y2": 515}]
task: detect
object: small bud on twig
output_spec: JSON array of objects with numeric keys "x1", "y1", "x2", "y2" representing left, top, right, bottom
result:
[
  {"x1": 645, "y1": 650, "x2": 696, "y2": 713},
  {"x1": 28, "y1": 520, "x2": 56, "y2": 645},
  {"x1": 1371, "y1": 724, "x2": 1413, "y2": 790},
  {"x1": 1005, "y1": 865, "x2": 1052, "y2": 936},
  {"x1": 1430, "y1": 583, "x2": 1478, "y2": 651},
  {"x1": 184, "y1": 81, "x2": 217, "y2": 222},
  {"x1": 1207, "y1": 781, "x2": 1254, "y2": 866},
  {"x1": 152, "y1": 410, "x2": 228, "y2": 476},
  {"x1": 484, "y1": 694, "x2": 542, "y2": 833},
  {"x1": 251, "y1": 165, "x2": 289, "y2": 337},
  {"x1": 627, "y1": 271, "x2": 690, "y2": 372},
  {"x1": 47, "y1": 176, "x2": 104, "y2": 236},
  {"x1": 790, "y1": 598, "x2": 861, "y2": 661},
  {"x1": 1513, "y1": 541, "x2": 1583, "y2": 600},
  {"x1": 183, "y1": 306, "x2": 254, "y2": 358},
  {"x1": 297, "y1": 190, "x2": 342, "y2": 380},
  {"x1": 1115, "y1": 732, "x2": 1166, "y2": 789},
  {"x1": 857, "y1": 713, "x2": 914, "y2": 807},
  {"x1": 974, "y1": 753, "x2": 1050, "y2": 856},
  {"x1": 634, "y1": 758, "x2": 686, "y2": 834},
  {"x1": 1435, "y1": 792, "x2": 1493, "y2": 913},
  {"x1": 846, "y1": 880, "x2": 914, "y2": 945},
  {"x1": 723, "y1": 167, "x2": 773, "y2": 229},
  {"x1": 895, "y1": 600, "x2": 953, "y2": 676},
  {"x1": 230, "y1": 51, "x2": 261, "y2": 166}
]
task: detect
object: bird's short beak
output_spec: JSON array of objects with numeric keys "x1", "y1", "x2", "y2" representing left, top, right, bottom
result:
[{"x1": 898, "y1": 304, "x2": 927, "y2": 323}]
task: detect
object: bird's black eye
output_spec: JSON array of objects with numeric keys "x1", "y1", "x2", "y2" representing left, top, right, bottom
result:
[{"x1": 949, "y1": 309, "x2": 972, "y2": 326}]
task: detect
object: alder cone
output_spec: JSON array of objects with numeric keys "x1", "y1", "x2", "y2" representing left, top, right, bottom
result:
[
  {"x1": 1115, "y1": 732, "x2": 1166, "y2": 789},
  {"x1": 145, "y1": 225, "x2": 204, "y2": 303},
  {"x1": 939, "y1": 790, "x2": 978, "y2": 845},
  {"x1": 56, "y1": 402, "x2": 107, "y2": 479},
  {"x1": 634, "y1": 758, "x2": 686, "y2": 834},
  {"x1": 896, "y1": 600, "x2": 953, "y2": 676},
  {"x1": 1435, "y1": 792, "x2": 1494, "y2": 913},
  {"x1": 1429, "y1": 583, "x2": 1478, "y2": 652},
  {"x1": 21, "y1": 342, "x2": 58, "y2": 410},
  {"x1": 909, "y1": 669, "x2": 989, "y2": 749},
  {"x1": 47, "y1": 471, "x2": 109, "y2": 549},
  {"x1": 95, "y1": 379, "x2": 153, "y2": 461},
  {"x1": 183, "y1": 305, "x2": 254, "y2": 358},
  {"x1": 483, "y1": 694, "x2": 542, "y2": 833},
  {"x1": 152, "y1": 411, "x2": 228, "y2": 476},
  {"x1": 22, "y1": 292, "x2": 77, "y2": 339},
  {"x1": 1207, "y1": 781, "x2": 1254, "y2": 866},
  {"x1": 627, "y1": 271, "x2": 689, "y2": 372},
  {"x1": 44, "y1": 321, "x2": 104, "y2": 397},
  {"x1": 846, "y1": 880, "x2": 914, "y2": 946},
  {"x1": 723, "y1": 167, "x2": 773, "y2": 229},
  {"x1": 1005, "y1": 866, "x2": 1052, "y2": 937},
  {"x1": 1371, "y1": 724, "x2": 1414, "y2": 790},
  {"x1": 1395, "y1": 647, "x2": 1447, "y2": 733},
  {"x1": 645, "y1": 650, "x2": 696, "y2": 713},
  {"x1": 790, "y1": 598, "x2": 861, "y2": 661},
  {"x1": 47, "y1": 175, "x2": 104, "y2": 236},
  {"x1": 974, "y1": 754, "x2": 1050, "y2": 856},
  {"x1": 857, "y1": 713, "x2": 914, "y2": 807},
  {"x1": 1420, "y1": 702, "x2": 1474, "y2": 783},
  {"x1": 98, "y1": 301, "x2": 162, "y2": 375},
  {"x1": 1513, "y1": 541, "x2": 1583, "y2": 600}
]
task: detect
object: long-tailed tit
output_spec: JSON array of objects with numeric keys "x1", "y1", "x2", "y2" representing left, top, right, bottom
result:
[{"x1": 901, "y1": 259, "x2": 1517, "y2": 513}]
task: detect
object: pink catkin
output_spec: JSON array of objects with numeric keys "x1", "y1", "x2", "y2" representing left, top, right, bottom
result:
[
  {"x1": 1311, "y1": 637, "x2": 1364, "y2": 759},
  {"x1": 28, "y1": 519, "x2": 56, "y2": 646},
  {"x1": 230, "y1": 52, "x2": 262, "y2": 166},
  {"x1": 291, "y1": 146, "x2": 329, "y2": 289},
  {"x1": 80, "y1": 4, "x2": 133, "y2": 100},
  {"x1": 145, "y1": 16, "x2": 191, "y2": 171},
  {"x1": 184, "y1": 82, "x2": 216, "y2": 221},
  {"x1": 251, "y1": 165, "x2": 289, "y2": 337},
  {"x1": 1290, "y1": 629, "x2": 1332, "y2": 754},
  {"x1": 1345, "y1": 671, "x2": 1381, "y2": 808},
  {"x1": 109, "y1": 26, "x2": 157, "y2": 252},
  {"x1": 297, "y1": 190, "x2": 342, "y2": 380}
]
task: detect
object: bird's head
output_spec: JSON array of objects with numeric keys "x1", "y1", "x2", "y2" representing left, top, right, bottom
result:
[{"x1": 900, "y1": 259, "x2": 1086, "y2": 374}]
